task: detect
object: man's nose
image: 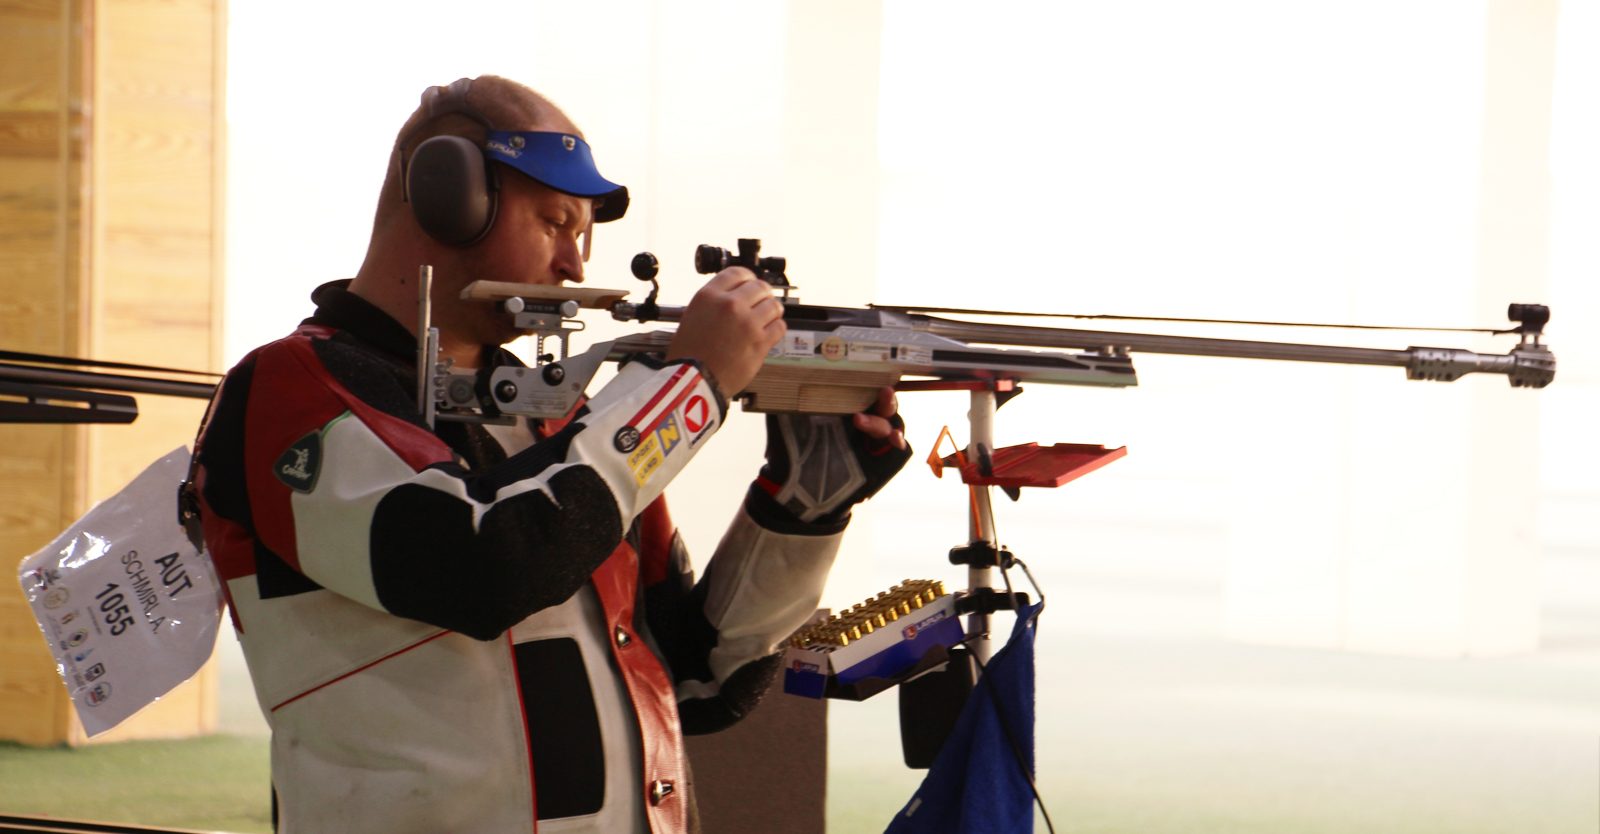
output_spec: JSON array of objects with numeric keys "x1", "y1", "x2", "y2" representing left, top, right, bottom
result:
[{"x1": 554, "y1": 235, "x2": 584, "y2": 284}]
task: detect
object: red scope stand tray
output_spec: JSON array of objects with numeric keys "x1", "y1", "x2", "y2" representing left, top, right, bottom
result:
[{"x1": 940, "y1": 443, "x2": 1127, "y2": 489}]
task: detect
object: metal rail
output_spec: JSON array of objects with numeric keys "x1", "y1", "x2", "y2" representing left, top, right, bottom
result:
[
  {"x1": 920, "y1": 316, "x2": 1414, "y2": 365},
  {"x1": 913, "y1": 315, "x2": 1555, "y2": 387},
  {"x1": 0, "y1": 363, "x2": 216, "y2": 400}
]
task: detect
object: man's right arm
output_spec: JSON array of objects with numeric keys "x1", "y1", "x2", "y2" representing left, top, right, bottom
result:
[{"x1": 199, "y1": 334, "x2": 725, "y2": 641}]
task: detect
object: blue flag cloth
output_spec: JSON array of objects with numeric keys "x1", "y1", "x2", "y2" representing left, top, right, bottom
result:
[{"x1": 885, "y1": 602, "x2": 1040, "y2": 834}]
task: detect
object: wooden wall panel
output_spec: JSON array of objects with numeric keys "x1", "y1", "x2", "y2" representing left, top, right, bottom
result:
[
  {"x1": 0, "y1": 0, "x2": 91, "y2": 749},
  {"x1": 0, "y1": 0, "x2": 225, "y2": 747},
  {"x1": 88, "y1": 0, "x2": 221, "y2": 503}
]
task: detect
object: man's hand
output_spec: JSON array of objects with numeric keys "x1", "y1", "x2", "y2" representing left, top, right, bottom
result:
[
  {"x1": 665, "y1": 267, "x2": 785, "y2": 394},
  {"x1": 750, "y1": 387, "x2": 913, "y2": 528},
  {"x1": 852, "y1": 387, "x2": 907, "y2": 451}
]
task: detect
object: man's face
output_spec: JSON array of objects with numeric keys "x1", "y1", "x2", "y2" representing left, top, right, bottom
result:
[{"x1": 440, "y1": 167, "x2": 595, "y2": 348}]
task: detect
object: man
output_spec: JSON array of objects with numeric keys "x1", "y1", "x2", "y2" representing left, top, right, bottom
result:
[{"x1": 192, "y1": 75, "x2": 910, "y2": 834}]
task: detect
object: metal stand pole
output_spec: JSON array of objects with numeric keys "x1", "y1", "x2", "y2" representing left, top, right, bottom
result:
[
  {"x1": 416, "y1": 265, "x2": 438, "y2": 430},
  {"x1": 966, "y1": 389, "x2": 998, "y2": 665}
]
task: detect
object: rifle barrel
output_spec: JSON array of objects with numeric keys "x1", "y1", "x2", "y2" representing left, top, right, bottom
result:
[
  {"x1": 913, "y1": 315, "x2": 1553, "y2": 387},
  {"x1": 0, "y1": 363, "x2": 217, "y2": 400}
]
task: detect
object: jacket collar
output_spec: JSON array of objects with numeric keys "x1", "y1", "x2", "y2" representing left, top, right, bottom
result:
[
  {"x1": 302, "y1": 279, "x2": 523, "y2": 370},
  {"x1": 303, "y1": 280, "x2": 418, "y2": 363}
]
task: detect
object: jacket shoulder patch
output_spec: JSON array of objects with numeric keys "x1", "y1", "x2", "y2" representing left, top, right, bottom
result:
[{"x1": 275, "y1": 431, "x2": 323, "y2": 493}]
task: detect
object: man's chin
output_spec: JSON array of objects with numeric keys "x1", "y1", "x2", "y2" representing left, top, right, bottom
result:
[{"x1": 488, "y1": 325, "x2": 525, "y2": 351}]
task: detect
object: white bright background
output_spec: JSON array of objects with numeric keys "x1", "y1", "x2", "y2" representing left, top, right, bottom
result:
[{"x1": 224, "y1": 2, "x2": 1600, "y2": 831}]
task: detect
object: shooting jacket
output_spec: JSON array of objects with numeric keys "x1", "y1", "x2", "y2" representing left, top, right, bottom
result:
[{"x1": 194, "y1": 283, "x2": 844, "y2": 834}]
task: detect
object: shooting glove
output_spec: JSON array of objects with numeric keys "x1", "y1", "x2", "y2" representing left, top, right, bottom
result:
[{"x1": 747, "y1": 412, "x2": 912, "y2": 533}]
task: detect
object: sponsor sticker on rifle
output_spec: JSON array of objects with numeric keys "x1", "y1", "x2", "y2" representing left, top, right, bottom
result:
[
  {"x1": 819, "y1": 336, "x2": 847, "y2": 362},
  {"x1": 893, "y1": 345, "x2": 934, "y2": 366},
  {"x1": 848, "y1": 342, "x2": 893, "y2": 363},
  {"x1": 775, "y1": 331, "x2": 815, "y2": 358}
]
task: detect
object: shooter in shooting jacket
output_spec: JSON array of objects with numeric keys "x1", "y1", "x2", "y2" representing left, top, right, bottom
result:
[{"x1": 189, "y1": 76, "x2": 912, "y2": 834}]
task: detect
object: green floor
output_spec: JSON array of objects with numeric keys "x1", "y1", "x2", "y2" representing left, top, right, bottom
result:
[
  {"x1": 0, "y1": 736, "x2": 272, "y2": 833},
  {"x1": 4, "y1": 537, "x2": 1598, "y2": 833}
]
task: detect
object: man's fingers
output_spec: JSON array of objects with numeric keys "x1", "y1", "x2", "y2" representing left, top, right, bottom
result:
[
  {"x1": 693, "y1": 266, "x2": 758, "y2": 300},
  {"x1": 752, "y1": 294, "x2": 786, "y2": 325},
  {"x1": 855, "y1": 387, "x2": 906, "y2": 449},
  {"x1": 669, "y1": 266, "x2": 789, "y2": 394},
  {"x1": 761, "y1": 311, "x2": 788, "y2": 341},
  {"x1": 853, "y1": 411, "x2": 908, "y2": 450},
  {"x1": 730, "y1": 275, "x2": 776, "y2": 309},
  {"x1": 709, "y1": 266, "x2": 758, "y2": 292},
  {"x1": 853, "y1": 412, "x2": 891, "y2": 437},
  {"x1": 873, "y1": 386, "x2": 898, "y2": 418}
]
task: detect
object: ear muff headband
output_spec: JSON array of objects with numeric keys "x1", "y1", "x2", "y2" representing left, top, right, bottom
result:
[{"x1": 396, "y1": 78, "x2": 501, "y2": 247}]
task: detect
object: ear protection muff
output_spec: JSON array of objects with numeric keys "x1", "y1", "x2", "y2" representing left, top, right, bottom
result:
[
  {"x1": 407, "y1": 135, "x2": 498, "y2": 247},
  {"x1": 397, "y1": 78, "x2": 501, "y2": 247}
]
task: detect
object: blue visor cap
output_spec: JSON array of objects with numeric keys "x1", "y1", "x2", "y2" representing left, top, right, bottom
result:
[{"x1": 484, "y1": 130, "x2": 629, "y2": 223}]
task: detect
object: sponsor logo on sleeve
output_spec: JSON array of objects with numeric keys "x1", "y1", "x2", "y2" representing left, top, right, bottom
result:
[
  {"x1": 614, "y1": 425, "x2": 641, "y2": 453},
  {"x1": 654, "y1": 411, "x2": 684, "y2": 456},
  {"x1": 626, "y1": 433, "x2": 665, "y2": 486},
  {"x1": 84, "y1": 662, "x2": 105, "y2": 682},
  {"x1": 683, "y1": 395, "x2": 711, "y2": 446},
  {"x1": 274, "y1": 432, "x2": 323, "y2": 493},
  {"x1": 43, "y1": 588, "x2": 70, "y2": 609}
]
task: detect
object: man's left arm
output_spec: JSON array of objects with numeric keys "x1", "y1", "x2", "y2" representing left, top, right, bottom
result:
[{"x1": 644, "y1": 389, "x2": 912, "y2": 734}]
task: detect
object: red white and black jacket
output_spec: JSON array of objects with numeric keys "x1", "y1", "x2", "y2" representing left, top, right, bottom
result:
[{"x1": 194, "y1": 283, "x2": 847, "y2": 834}]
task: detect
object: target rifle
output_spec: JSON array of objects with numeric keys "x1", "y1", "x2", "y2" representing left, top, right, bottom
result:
[{"x1": 426, "y1": 237, "x2": 1555, "y2": 428}]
